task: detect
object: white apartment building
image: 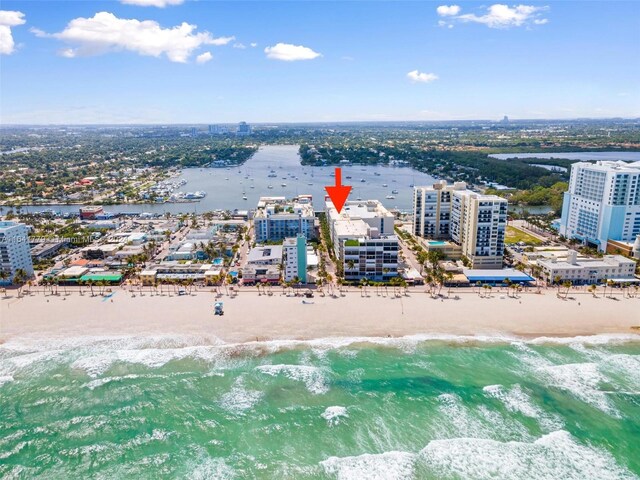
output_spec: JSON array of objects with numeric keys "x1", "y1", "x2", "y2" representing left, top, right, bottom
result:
[
  {"x1": 283, "y1": 235, "x2": 307, "y2": 283},
  {"x1": 254, "y1": 196, "x2": 316, "y2": 243},
  {"x1": 450, "y1": 190, "x2": 507, "y2": 269},
  {"x1": 559, "y1": 161, "x2": 640, "y2": 251},
  {"x1": 326, "y1": 199, "x2": 398, "y2": 282},
  {"x1": 538, "y1": 250, "x2": 636, "y2": 285},
  {"x1": 413, "y1": 182, "x2": 507, "y2": 269},
  {"x1": 0, "y1": 221, "x2": 34, "y2": 283},
  {"x1": 413, "y1": 180, "x2": 468, "y2": 238}
]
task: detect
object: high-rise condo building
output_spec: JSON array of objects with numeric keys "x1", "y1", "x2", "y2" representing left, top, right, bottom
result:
[
  {"x1": 559, "y1": 161, "x2": 640, "y2": 251},
  {"x1": 450, "y1": 190, "x2": 507, "y2": 269},
  {"x1": 413, "y1": 180, "x2": 468, "y2": 238},
  {"x1": 283, "y1": 235, "x2": 308, "y2": 283},
  {"x1": 413, "y1": 181, "x2": 507, "y2": 269},
  {"x1": 236, "y1": 121, "x2": 252, "y2": 136},
  {"x1": 253, "y1": 196, "x2": 316, "y2": 243},
  {"x1": 0, "y1": 221, "x2": 34, "y2": 283},
  {"x1": 326, "y1": 199, "x2": 398, "y2": 282}
]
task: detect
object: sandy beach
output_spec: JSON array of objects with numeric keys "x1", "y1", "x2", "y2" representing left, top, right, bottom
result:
[{"x1": 2, "y1": 286, "x2": 639, "y2": 343}]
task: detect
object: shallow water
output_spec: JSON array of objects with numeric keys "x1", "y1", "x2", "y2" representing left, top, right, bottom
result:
[{"x1": 1, "y1": 334, "x2": 639, "y2": 479}]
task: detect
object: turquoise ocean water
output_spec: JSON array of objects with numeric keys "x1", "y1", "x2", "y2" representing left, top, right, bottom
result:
[{"x1": 1, "y1": 334, "x2": 639, "y2": 479}]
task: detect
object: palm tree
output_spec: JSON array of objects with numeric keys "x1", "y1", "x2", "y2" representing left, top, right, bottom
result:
[
  {"x1": 606, "y1": 279, "x2": 615, "y2": 298},
  {"x1": 562, "y1": 280, "x2": 572, "y2": 299},
  {"x1": 0, "y1": 269, "x2": 10, "y2": 284},
  {"x1": 416, "y1": 251, "x2": 429, "y2": 275},
  {"x1": 445, "y1": 271, "x2": 454, "y2": 297},
  {"x1": 504, "y1": 278, "x2": 512, "y2": 297},
  {"x1": 588, "y1": 284, "x2": 597, "y2": 297},
  {"x1": 14, "y1": 268, "x2": 28, "y2": 297}
]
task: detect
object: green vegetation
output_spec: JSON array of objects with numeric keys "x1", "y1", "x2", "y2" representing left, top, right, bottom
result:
[
  {"x1": 487, "y1": 181, "x2": 568, "y2": 215},
  {"x1": 505, "y1": 225, "x2": 543, "y2": 245}
]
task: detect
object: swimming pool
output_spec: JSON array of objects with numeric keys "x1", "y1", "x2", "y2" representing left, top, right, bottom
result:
[{"x1": 428, "y1": 241, "x2": 447, "y2": 246}]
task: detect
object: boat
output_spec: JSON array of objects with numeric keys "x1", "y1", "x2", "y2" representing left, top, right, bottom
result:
[
  {"x1": 346, "y1": 176, "x2": 352, "y2": 179},
  {"x1": 382, "y1": 184, "x2": 388, "y2": 187},
  {"x1": 268, "y1": 185, "x2": 273, "y2": 189},
  {"x1": 268, "y1": 172, "x2": 278, "y2": 178},
  {"x1": 391, "y1": 190, "x2": 398, "y2": 194},
  {"x1": 385, "y1": 195, "x2": 395, "y2": 199},
  {"x1": 250, "y1": 185, "x2": 255, "y2": 189},
  {"x1": 360, "y1": 179, "x2": 366, "y2": 182},
  {"x1": 374, "y1": 172, "x2": 381, "y2": 176},
  {"x1": 242, "y1": 195, "x2": 248, "y2": 200},
  {"x1": 281, "y1": 183, "x2": 287, "y2": 187},
  {"x1": 307, "y1": 182, "x2": 313, "y2": 186},
  {"x1": 409, "y1": 184, "x2": 414, "y2": 188}
]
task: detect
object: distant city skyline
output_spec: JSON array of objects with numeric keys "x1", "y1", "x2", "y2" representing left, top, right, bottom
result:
[{"x1": 1, "y1": 1, "x2": 639, "y2": 124}]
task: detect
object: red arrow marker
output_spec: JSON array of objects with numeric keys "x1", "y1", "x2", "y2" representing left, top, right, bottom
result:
[{"x1": 325, "y1": 167, "x2": 352, "y2": 214}]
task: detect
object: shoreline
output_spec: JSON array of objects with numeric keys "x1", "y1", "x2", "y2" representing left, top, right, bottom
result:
[{"x1": 2, "y1": 286, "x2": 639, "y2": 345}]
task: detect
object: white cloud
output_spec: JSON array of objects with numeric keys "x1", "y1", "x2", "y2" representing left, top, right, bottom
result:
[
  {"x1": 250, "y1": 42, "x2": 258, "y2": 48},
  {"x1": 120, "y1": 0, "x2": 185, "y2": 7},
  {"x1": 196, "y1": 51, "x2": 212, "y2": 63},
  {"x1": 437, "y1": 4, "x2": 548, "y2": 29},
  {"x1": 264, "y1": 42, "x2": 321, "y2": 61},
  {"x1": 233, "y1": 42, "x2": 246, "y2": 49},
  {"x1": 407, "y1": 70, "x2": 438, "y2": 83},
  {"x1": 436, "y1": 5, "x2": 461, "y2": 16},
  {"x1": 210, "y1": 35, "x2": 234, "y2": 46},
  {"x1": 42, "y1": 12, "x2": 231, "y2": 63},
  {"x1": 0, "y1": 10, "x2": 26, "y2": 55}
]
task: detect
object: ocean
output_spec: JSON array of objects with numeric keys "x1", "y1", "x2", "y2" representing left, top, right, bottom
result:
[{"x1": 1, "y1": 334, "x2": 639, "y2": 479}]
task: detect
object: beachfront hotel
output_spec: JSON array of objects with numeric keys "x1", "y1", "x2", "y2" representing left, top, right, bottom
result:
[
  {"x1": 413, "y1": 182, "x2": 508, "y2": 269},
  {"x1": 0, "y1": 221, "x2": 34, "y2": 284},
  {"x1": 559, "y1": 160, "x2": 640, "y2": 251},
  {"x1": 537, "y1": 249, "x2": 637, "y2": 285},
  {"x1": 253, "y1": 195, "x2": 316, "y2": 243},
  {"x1": 326, "y1": 199, "x2": 399, "y2": 282},
  {"x1": 283, "y1": 235, "x2": 308, "y2": 283}
]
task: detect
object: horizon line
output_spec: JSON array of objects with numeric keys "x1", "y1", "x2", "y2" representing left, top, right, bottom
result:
[{"x1": 1, "y1": 116, "x2": 639, "y2": 128}]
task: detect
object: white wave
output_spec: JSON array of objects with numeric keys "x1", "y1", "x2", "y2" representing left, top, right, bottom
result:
[
  {"x1": 600, "y1": 354, "x2": 640, "y2": 390},
  {"x1": 218, "y1": 378, "x2": 263, "y2": 414},
  {"x1": 187, "y1": 455, "x2": 236, "y2": 480},
  {"x1": 529, "y1": 334, "x2": 640, "y2": 346},
  {"x1": 436, "y1": 393, "x2": 490, "y2": 439},
  {"x1": 256, "y1": 364, "x2": 330, "y2": 394},
  {"x1": 321, "y1": 451, "x2": 415, "y2": 480},
  {"x1": 0, "y1": 375, "x2": 14, "y2": 386},
  {"x1": 538, "y1": 363, "x2": 619, "y2": 416},
  {"x1": 322, "y1": 406, "x2": 348, "y2": 426},
  {"x1": 1, "y1": 333, "x2": 638, "y2": 367},
  {"x1": 419, "y1": 430, "x2": 636, "y2": 480},
  {"x1": 483, "y1": 384, "x2": 563, "y2": 430},
  {"x1": 70, "y1": 345, "x2": 231, "y2": 378}
]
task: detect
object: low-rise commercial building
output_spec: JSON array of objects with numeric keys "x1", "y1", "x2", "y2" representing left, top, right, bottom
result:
[
  {"x1": 80, "y1": 206, "x2": 104, "y2": 220},
  {"x1": 538, "y1": 250, "x2": 636, "y2": 285},
  {"x1": 242, "y1": 265, "x2": 281, "y2": 284},
  {"x1": 247, "y1": 245, "x2": 283, "y2": 265},
  {"x1": 30, "y1": 240, "x2": 68, "y2": 260}
]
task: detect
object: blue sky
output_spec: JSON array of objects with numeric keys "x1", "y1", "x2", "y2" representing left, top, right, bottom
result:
[{"x1": 0, "y1": 1, "x2": 638, "y2": 124}]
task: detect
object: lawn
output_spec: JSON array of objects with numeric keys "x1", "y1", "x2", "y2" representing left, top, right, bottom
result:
[{"x1": 505, "y1": 225, "x2": 543, "y2": 245}]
